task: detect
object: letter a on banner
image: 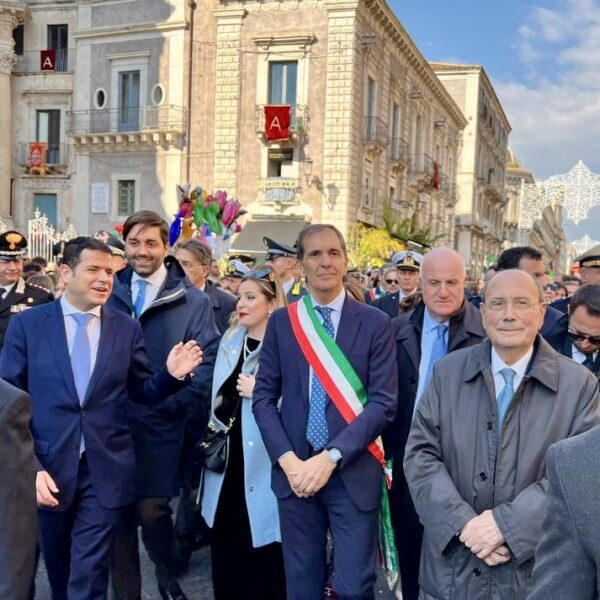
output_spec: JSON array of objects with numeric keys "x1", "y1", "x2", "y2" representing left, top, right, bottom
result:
[
  {"x1": 41, "y1": 50, "x2": 56, "y2": 71},
  {"x1": 264, "y1": 105, "x2": 291, "y2": 142}
]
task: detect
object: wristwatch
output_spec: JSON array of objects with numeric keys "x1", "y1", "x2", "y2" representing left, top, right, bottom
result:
[{"x1": 327, "y1": 448, "x2": 342, "y2": 466}]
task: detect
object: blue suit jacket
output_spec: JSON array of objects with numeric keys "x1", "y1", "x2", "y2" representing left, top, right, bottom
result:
[
  {"x1": 252, "y1": 294, "x2": 398, "y2": 511},
  {"x1": 0, "y1": 301, "x2": 183, "y2": 511}
]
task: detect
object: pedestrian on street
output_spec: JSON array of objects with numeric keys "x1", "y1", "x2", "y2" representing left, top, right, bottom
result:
[
  {"x1": 404, "y1": 269, "x2": 600, "y2": 600},
  {"x1": 108, "y1": 211, "x2": 219, "y2": 600},
  {"x1": 385, "y1": 247, "x2": 485, "y2": 600},
  {"x1": 0, "y1": 236, "x2": 202, "y2": 600},
  {"x1": 253, "y1": 224, "x2": 398, "y2": 599},
  {"x1": 201, "y1": 266, "x2": 287, "y2": 600}
]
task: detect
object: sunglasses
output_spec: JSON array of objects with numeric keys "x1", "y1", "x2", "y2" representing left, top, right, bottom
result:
[
  {"x1": 568, "y1": 330, "x2": 600, "y2": 346},
  {"x1": 385, "y1": 279, "x2": 400, "y2": 285},
  {"x1": 242, "y1": 268, "x2": 275, "y2": 282}
]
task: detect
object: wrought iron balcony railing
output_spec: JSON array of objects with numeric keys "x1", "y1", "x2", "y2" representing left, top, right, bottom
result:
[
  {"x1": 66, "y1": 105, "x2": 187, "y2": 135},
  {"x1": 16, "y1": 142, "x2": 69, "y2": 167},
  {"x1": 389, "y1": 137, "x2": 409, "y2": 164},
  {"x1": 13, "y1": 49, "x2": 74, "y2": 73},
  {"x1": 409, "y1": 153, "x2": 435, "y2": 176},
  {"x1": 363, "y1": 116, "x2": 389, "y2": 148},
  {"x1": 255, "y1": 105, "x2": 309, "y2": 140}
]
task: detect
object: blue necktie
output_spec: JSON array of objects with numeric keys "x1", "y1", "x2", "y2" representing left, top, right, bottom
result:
[
  {"x1": 583, "y1": 355, "x2": 595, "y2": 370},
  {"x1": 497, "y1": 367, "x2": 516, "y2": 433},
  {"x1": 133, "y1": 280, "x2": 148, "y2": 319},
  {"x1": 306, "y1": 306, "x2": 334, "y2": 450},
  {"x1": 423, "y1": 323, "x2": 448, "y2": 390},
  {"x1": 71, "y1": 313, "x2": 93, "y2": 454}
]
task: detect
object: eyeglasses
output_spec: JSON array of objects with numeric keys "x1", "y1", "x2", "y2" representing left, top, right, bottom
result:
[
  {"x1": 543, "y1": 284, "x2": 559, "y2": 291},
  {"x1": 568, "y1": 330, "x2": 600, "y2": 346},
  {"x1": 485, "y1": 298, "x2": 540, "y2": 312},
  {"x1": 385, "y1": 279, "x2": 400, "y2": 285}
]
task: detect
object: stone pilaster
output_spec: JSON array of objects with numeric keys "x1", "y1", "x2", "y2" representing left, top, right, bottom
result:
[
  {"x1": 212, "y1": 7, "x2": 246, "y2": 193},
  {"x1": 322, "y1": 0, "x2": 360, "y2": 237}
]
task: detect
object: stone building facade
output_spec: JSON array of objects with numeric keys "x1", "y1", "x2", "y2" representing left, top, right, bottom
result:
[{"x1": 431, "y1": 63, "x2": 511, "y2": 279}]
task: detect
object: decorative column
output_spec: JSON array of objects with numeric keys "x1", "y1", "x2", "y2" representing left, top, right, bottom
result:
[
  {"x1": 212, "y1": 7, "x2": 246, "y2": 193},
  {"x1": 0, "y1": 3, "x2": 27, "y2": 219}
]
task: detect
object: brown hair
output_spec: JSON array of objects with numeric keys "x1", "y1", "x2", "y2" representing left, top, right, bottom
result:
[
  {"x1": 122, "y1": 210, "x2": 169, "y2": 245},
  {"x1": 174, "y1": 238, "x2": 212, "y2": 266},
  {"x1": 296, "y1": 224, "x2": 347, "y2": 260}
]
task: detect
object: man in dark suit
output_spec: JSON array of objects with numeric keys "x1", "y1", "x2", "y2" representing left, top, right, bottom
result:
[
  {"x1": 0, "y1": 237, "x2": 202, "y2": 600},
  {"x1": 386, "y1": 247, "x2": 486, "y2": 600},
  {"x1": 0, "y1": 230, "x2": 53, "y2": 351},
  {"x1": 253, "y1": 224, "x2": 397, "y2": 599},
  {"x1": 529, "y1": 426, "x2": 600, "y2": 599},
  {"x1": 108, "y1": 212, "x2": 219, "y2": 600},
  {"x1": 263, "y1": 235, "x2": 306, "y2": 303},
  {"x1": 0, "y1": 378, "x2": 36, "y2": 599},
  {"x1": 553, "y1": 284, "x2": 600, "y2": 378},
  {"x1": 373, "y1": 251, "x2": 422, "y2": 319}
]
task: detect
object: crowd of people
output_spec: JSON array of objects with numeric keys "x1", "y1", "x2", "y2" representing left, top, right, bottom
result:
[{"x1": 1, "y1": 213, "x2": 600, "y2": 600}]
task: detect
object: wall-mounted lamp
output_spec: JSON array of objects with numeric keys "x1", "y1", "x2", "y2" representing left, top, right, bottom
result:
[{"x1": 303, "y1": 157, "x2": 323, "y2": 191}]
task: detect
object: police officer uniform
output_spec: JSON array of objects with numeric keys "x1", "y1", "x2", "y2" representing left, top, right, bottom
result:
[
  {"x1": 373, "y1": 250, "x2": 423, "y2": 319},
  {"x1": 0, "y1": 231, "x2": 53, "y2": 351},
  {"x1": 263, "y1": 236, "x2": 306, "y2": 303}
]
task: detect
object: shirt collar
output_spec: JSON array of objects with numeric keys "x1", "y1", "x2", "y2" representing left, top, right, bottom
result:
[
  {"x1": 423, "y1": 306, "x2": 449, "y2": 333},
  {"x1": 131, "y1": 263, "x2": 167, "y2": 289},
  {"x1": 310, "y1": 288, "x2": 346, "y2": 313},
  {"x1": 60, "y1": 294, "x2": 102, "y2": 318},
  {"x1": 491, "y1": 345, "x2": 534, "y2": 379}
]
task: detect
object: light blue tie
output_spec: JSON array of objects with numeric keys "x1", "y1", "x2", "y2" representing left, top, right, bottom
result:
[
  {"x1": 306, "y1": 306, "x2": 334, "y2": 450},
  {"x1": 133, "y1": 280, "x2": 148, "y2": 319},
  {"x1": 71, "y1": 313, "x2": 93, "y2": 454},
  {"x1": 423, "y1": 323, "x2": 448, "y2": 389},
  {"x1": 497, "y1": 368, "x2": 516, "y2": 433}
]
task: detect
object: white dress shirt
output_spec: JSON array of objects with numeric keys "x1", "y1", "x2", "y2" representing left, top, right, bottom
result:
[
  {"x1": 491, "y1": 346, "x2": 534, "y2": 399},
  {"x1": 310, "y1": 288, "x2": 345, "y2": 338},
  {"x1": 572, "y1": 345, "x2": 598, "y2": 365},
  {"x1": 416, "y1": 308, "x2": 449, "y2": 403},
  {"x1": 60, "y1": 295, "x2": 102, "y2": 372},
  {"x1": 131, "y1": 263, "x2": 167, "y2": 316}
]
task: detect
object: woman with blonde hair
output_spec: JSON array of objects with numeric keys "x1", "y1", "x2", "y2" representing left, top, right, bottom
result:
[{"x1": 201, "y1": 266, "x2": 287, "y2": 599}]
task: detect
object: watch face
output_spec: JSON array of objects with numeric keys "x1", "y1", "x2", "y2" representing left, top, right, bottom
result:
[{"x1": 329, "y1": 448, "x2": 341, "y2": 463}]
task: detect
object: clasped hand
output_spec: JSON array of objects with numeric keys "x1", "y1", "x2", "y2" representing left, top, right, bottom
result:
[
  {"x1": 166, "y1": 340, "x2": 203, "y2": 379},
  {"x1": 279, "y1": 452, "x2": 336, "y2": 498},
  {"x1": 460, "y1": 510, "x2": 510, "y2": 566}
]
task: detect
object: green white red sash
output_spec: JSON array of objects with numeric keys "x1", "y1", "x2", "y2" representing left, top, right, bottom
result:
[{"x1": 288, "y1": 295, "x2": 391, "y2": 486}]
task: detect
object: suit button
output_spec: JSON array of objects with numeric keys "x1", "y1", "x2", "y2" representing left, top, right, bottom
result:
[
  {"x1": 249, "y1": 486, "x2": 254, "y2": 492},
  {"x1": 479, "y1": 472, "x2": 487, "y2": 481},
  {"x1": 485, "y1": 421, "x2": 493, "y2": 430},
  {"x1": 80, "y1": 410, "x2": 86, "y2": 417},
  {"x1": 248, "y1": 441, "x2": 254, "y2": 447},
  {"x1": 473, "y1": 568, "x2": 482, "y2": 577}
]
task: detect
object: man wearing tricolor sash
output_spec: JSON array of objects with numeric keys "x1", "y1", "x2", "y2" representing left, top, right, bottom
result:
[{"x1": 253, "y1": 224, "x2": 398, "y2": 599}]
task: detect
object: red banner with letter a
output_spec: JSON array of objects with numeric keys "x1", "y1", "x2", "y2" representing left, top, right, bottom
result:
[
  {"x1": 41, "y1": 50, "x2": 56, "y2": 71},
  {"x1": 264, "y1": 105, "x2": 290, "y2": 142}
]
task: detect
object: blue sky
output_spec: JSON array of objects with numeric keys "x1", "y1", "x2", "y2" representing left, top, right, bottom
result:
[{"x1": 389, "y1": 0, "x2": 600, "y2": 241}]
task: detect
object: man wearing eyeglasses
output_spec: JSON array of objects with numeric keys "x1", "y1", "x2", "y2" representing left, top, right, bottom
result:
[
  {"x1": 555, "y1": 284, "x2": 600, "y2": 378},
  {"x1": 404, "y1": 269, "x2": 600, "y2": 600}
]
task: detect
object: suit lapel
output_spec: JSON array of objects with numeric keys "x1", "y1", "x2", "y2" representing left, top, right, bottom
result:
[
  {"x1": 0, "y1": 281, "x2": 20, "y2": 312},
  {"x1": 83, "y1": 307, "x2": 117, "y2": 405},
  {"x1": 401, "y1": 306, "x2": 424, "y2": 373},
  {"x1": 335, "y1": 295, "x2": 361, "y2": 358},
  {"x1": 44, "y1": 301, "x2": 79, "y2": 401}
]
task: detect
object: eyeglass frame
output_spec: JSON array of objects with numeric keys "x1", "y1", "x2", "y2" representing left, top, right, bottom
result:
[{"x1": 568, "y1": 329, "x2": 600, "y2": 347}]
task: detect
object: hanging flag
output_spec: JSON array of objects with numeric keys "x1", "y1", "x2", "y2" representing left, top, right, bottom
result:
[
  {"x1": 28, "y1": 142, "x2": 46, "y2": 175},
  {"x1": 264, "y1": 105, "x2": 291, "y2": 142},
  {"x1": 433, "y1": 161, "x2": 440, "y2": 190},
  {"x1": 40, "y1": 50, "x2": 56, "y2": 71}
]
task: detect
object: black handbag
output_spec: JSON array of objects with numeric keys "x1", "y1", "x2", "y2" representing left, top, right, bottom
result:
[{"x1": 196, "y1": 396, "x2": 241, "y2": 474}]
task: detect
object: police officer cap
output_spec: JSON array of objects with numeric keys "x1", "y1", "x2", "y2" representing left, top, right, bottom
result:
[
  {"x1": 226, "y1": 259, "x2": 251, "y2": 278},
  {"x1": 0, "y1": 231, "x2": 27, "y2": 260},
  {"x1": 263, "y1": 236, "x2": 297, "y2": 261},
  {"x1": 106, "y1": 236, "x2": 125, "y2": 257},
  {"x1": 577, "y1": 244, "x2": 600, "y2": 269},
  {"x1": 391, "y1": 250, "x2": 423, "y2": 271}
]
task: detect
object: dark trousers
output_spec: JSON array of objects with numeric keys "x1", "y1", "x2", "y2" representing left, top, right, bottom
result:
[
  {"x1": 110, "y1": 497, "x2": 175, "y2": 599},
  {"x1": 38, "y1": 457, "x2": 121, "y2": 600},
  {"x1": 389, "y1": 473, "x2": 423, "y2": 600},
  {"x1": 278, "y1": 472, "x2": 378, "y2": 600}
]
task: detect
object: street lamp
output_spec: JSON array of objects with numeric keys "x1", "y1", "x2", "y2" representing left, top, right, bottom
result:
[{"x1": 303, "y1": 157, "x2": 323, "y2": 191}]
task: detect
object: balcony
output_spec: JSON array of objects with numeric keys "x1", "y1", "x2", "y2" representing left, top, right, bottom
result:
[
  {"x1": 255, "y1": 105, "x2": 309, "y2": 143},
  {"x1": 66, "y1": 105, "x2": 187, "y2": 149},
  {"x1": 16, "y1": 142, "x2": 69, "y2": 174},
  {"x1": 258, "y1": 177, "x2": 300, "y2": 204},
  {"x1": 408, "y1": 153, "x2": 435, "y2": 189},
  {"x1": 13, "y1": 49, "x2": 74, "y2": 74},
  {"x1": 389, "y1": 137, "x2": 409, "y2": 167},
  {"x1": 363, "y1": 117, "x2": 389, "y2": 151}
]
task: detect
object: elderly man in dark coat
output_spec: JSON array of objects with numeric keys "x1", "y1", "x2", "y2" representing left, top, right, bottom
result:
[
  {"x1": 404, "y1": 270, "x2": 600, "y2": 600},
  {"x1": 108, "y1": 211, "x2": 219, "y2": 600},
  {"x1": 385, "y1": 247, "x2": 485, "y2": 600},
  {"x1": 0, "y1": 378, "x2": 36, "y2": 599}
]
